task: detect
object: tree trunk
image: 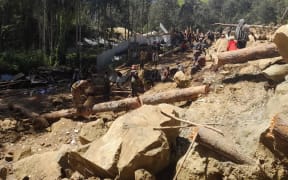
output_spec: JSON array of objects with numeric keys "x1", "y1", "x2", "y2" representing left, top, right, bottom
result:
[
  {"x1": 196, "y1": 127, "x2": 255, "y2": 165},
  {"x1": 9, "y1": 104, "x2": 49, "y2": 129},
  {"x1": 261, "y1": 114, "x2": 288, "y2": 156},
  {"x1": 43, "y1": 0, "x2": 47, "y2": 61},
  {"x1": 213, "y1": 23, "x2": 279, "y2": 29},
  {"x1": 92, "y1": 85, "x2": 208, "y2": 114},
  {"x1": 215, "y1": 44, "x2": 279, "y2": 67}
]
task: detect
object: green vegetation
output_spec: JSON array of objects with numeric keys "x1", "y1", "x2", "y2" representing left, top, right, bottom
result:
[{"x1": 0, "y1": 0, "x2": 288, "y2": 73}]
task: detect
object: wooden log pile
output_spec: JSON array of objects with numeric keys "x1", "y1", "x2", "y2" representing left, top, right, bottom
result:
[
  {"x1": 91, "y1": 85, "x2": 209, "y2": 114},
  {"x1": 9, "y1": 85, "x2": 208, "y2": 129}
]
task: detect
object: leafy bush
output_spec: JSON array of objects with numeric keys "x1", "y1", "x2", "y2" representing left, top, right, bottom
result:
[{"x1": 0, "y1": 51, "x2": 47, "y2": 74}]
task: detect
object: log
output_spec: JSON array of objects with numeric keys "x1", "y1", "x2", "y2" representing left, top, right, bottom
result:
[
  {"x1": 160, "y1": 110, "x2": 224, "y2": 136},
  {"x1": 92, "y1": 85, "x2": 209, "y2": 114},
  {"x1": 41, "y1": 108, "x2": 76, "y2": 121},
  {"x1": 215, "y1": 44, "x2": 279, "y2": 67},
  {"x1": 262, "y1": 64, "x2": 288, "y2": 83},
  {"x1": 213, "y1": 23, "x2": 279, "y2": 29},
  {"x1": 261, "y1": 114, "x2": 288, "y2": 156},
  {"x1": 196, "y1": 126, "x2": 255, "y2": 165},
  {"x1": 10, "y1": 104, "x2": 76, "y2": 129},
  {"x1": 9, "y1": 104, "x2": 49, "y2": 128}
]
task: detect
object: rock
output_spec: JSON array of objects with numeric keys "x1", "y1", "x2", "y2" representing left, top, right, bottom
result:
[
  {"x1": 238, "y1": 65, "x2": 260, "y2": 75},
  {"x1": 173, "y1": 71, "x2": 190, "y2": 88},
  {"x1": 0, "y1": 166, "x2": 7, "y2": 180},
  {"x1": 51, "y1": 118, "x2": 76, "y2": 133},
  {"x1": 14, "y1": 146, "x2": 32, "y2": 161},
  {"x1": 79, "y1": 119, "x2": 108, "y2": 145},
  {"x1": 275, "y1": 81, "x2": 288, "y2": 95},
  {"x1": 273, "y1": 25, "x2": 288, "y2": 62},
  {"x1": 262, "y1": 64, "x2": 288, "y2": 82},
  {"x1": 73, "y1": 104, "x2": 181, "y2": 179},
  {"x1": 13, "y1": 147, "x2": 69, "y2": 180},
  {"x1": 255, "y1": 57, "x2": 284, "y2": 70},
  {"x1": 70, "y1": 171, "x2": 84, "y2": 180},
  {"x1": 134, "y1": 169, "x2": 155, "y2": 180},
  {"x1": 0, "y1": 118, "x2": 17, "y2": 131},
  {"x1": 5, "y1": 154, "x2": 13, "y2": 162}
]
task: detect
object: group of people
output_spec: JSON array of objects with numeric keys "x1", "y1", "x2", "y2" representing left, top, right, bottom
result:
[
  {"x1": 70, "y1": 19, "x2": 253, "y2": 116},
  {"x1": 227, "y1": 19, "x2": 251, "y2": 51}
]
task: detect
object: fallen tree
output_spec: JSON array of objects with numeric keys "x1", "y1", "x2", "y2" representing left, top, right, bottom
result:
[
  {"x1": 92, "y1": 85, "x2": 209, "y2": 113},
  {"x1": 213, "y1": 23, "x2": 279, "y2": 29},
  {"x1": 196, "y1": 126, "x2": 255, "y2": 165},
  {"x1": 10, "y1": 104, "x2": 76, "y2": 129},
  {"x1": 10, "y1": 86, "x2": 208, "y2": 129},
  {"x1": 214, "y1": 44, "x2": 279, "y2": 67},
  {"x1": 160, "y1": 111, "x2": 255, "y2": 165}
]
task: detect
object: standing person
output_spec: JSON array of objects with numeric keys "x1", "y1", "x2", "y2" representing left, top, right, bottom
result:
[
  {"x1": 71, "y1": 79, "x2": 92, "y2": 116},
  {"x1": 103, "y1": 72, "x2": 111, "y2": 101},
  {"x1": 130, "y1": 65, "x2": 139, "y2": 97},
  {"x1": 227, "y1": 36, "x2": 238, "y2": 51},
  {"x1": 152, "y1": 49, "x2": 159, "y2": 69},
  {"x1": 139, "y1": 50, "x2": 146, "y2": 70},
  {"x1": 235, "y1": 19, "x2": 250, "y2": 49}
]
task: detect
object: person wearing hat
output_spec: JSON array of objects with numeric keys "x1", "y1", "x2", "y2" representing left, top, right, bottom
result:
[{"x1": 227, "y1": 36, "x2": 238, "y2": 51}]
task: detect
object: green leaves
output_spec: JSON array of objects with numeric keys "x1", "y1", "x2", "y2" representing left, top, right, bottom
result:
[{"x1": 177, "y1": 0, "x2": 185, "y2": 7}]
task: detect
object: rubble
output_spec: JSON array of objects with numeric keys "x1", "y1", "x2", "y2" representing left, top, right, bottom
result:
[
  {"x1": 3, "y1": 31, "x2": 288, "y2": 180},
  {"x1": 134, "y1": 169, "x2": 155, "y2": 180},
  {"x1": 13, "y1": 147, "x2": 70, "y2": 180}
]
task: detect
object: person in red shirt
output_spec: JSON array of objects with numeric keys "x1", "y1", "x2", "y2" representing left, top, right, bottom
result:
[{"x1": 227, "y1": 36, "x2": 238, "y2": 51}]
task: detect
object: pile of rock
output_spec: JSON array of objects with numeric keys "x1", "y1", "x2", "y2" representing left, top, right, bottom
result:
[{"x1": 11, "y1": 104, "x2": 182, "y2": 180}]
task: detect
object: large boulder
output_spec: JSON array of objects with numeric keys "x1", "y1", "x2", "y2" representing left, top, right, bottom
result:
[
  {"x1": 79, "y1": 119, "x2": 108, "y2": 145},
  {"x1": 73, "y1": 104, "x2": 181, "y2": 179},
  {"x1": 273, "y1": 25, "x2": 288, "y2": 62},
  {"x1": 13, "y1": 146, "x2": 70, "y2": 180},
  {"x1": 262, "y1": 64, "x2": 288, "y2": 83},
  {"x1": 173, "y1": 71, "x2": 190, "y2": 88},
  {"x1": 275, "y1": 81, "x2": 288, "y2": 95},
  {"x1": 134, "y1": 169, "x2": 155, "y2": 180}
]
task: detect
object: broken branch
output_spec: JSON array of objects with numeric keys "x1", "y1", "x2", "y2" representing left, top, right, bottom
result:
[
  {"x1": 173, "y1": 127, "x2": 199, "y2": 180},
  {"x1": 160, "y1": 110, "x2": 224, "y2": 136}
]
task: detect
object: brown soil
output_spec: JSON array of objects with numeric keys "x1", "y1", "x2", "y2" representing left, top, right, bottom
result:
[{"x1": 1, "y1": 42, "x2": 288, "y2": 179}]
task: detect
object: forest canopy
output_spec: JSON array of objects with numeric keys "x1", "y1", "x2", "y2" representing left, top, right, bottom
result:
[{"x1": 0, "y1": 0, "x2": 288, "y2": 73}]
